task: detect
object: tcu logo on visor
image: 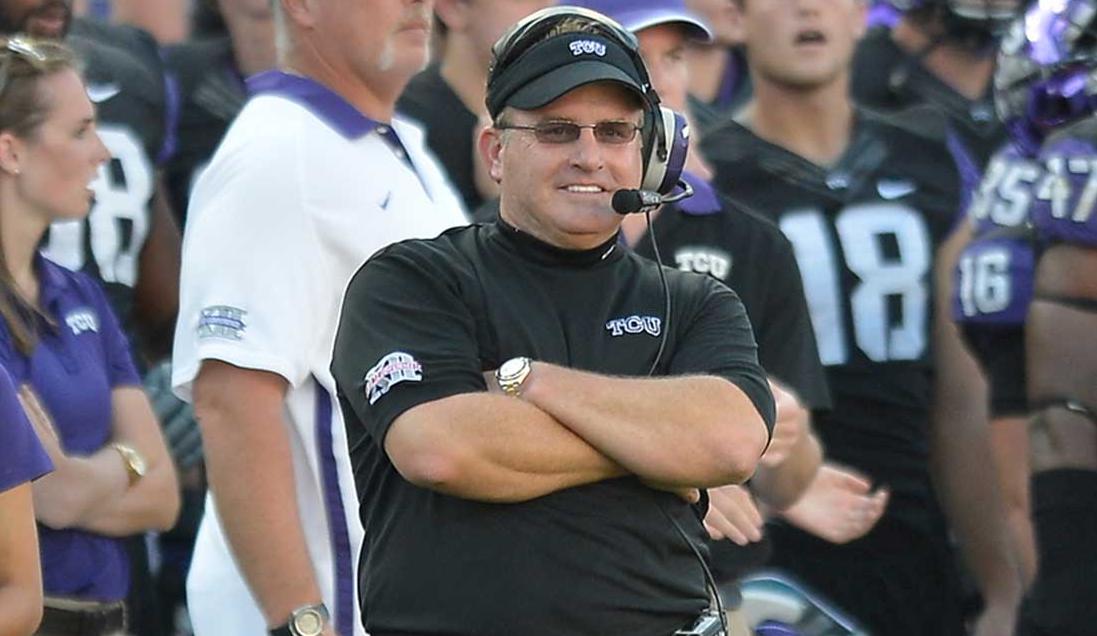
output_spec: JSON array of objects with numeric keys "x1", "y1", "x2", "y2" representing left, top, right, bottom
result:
[
  {"x1": 606, "y1": 315, "x2": 662, "y2": 337},
  {"x1": 569, "y1": 40, "x2": 606, "y2": 56}
]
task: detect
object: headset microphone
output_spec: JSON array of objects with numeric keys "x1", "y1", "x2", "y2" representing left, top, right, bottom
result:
[{"x1": 611, "y1": 179, "x2": 696, "y2": 215}]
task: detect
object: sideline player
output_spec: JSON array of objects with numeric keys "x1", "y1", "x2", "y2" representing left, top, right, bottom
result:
[
  {"x1": 994, "y1": 2, "x2": 1097, "y2": 631},
  {"x1": 171, "y1": 0, "x2": 467, "y2": 633},
  {"x1": 701, "y1": 0, "x2": 1021, "y2": 633},
  {"x1": 852, "y1": 0, "x2": 1024, "y2": 171}
]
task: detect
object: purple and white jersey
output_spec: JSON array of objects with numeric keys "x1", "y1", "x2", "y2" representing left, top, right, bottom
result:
[
  {"x1": 1033, "y1": 132, "x2": 1097, "y2": 248},
  {"x1": 0, "y1": 364, "x2": 52, "y2": 494},
  {"x1": 953, "y1": 145, "x2": 1039, "y2": 326}
]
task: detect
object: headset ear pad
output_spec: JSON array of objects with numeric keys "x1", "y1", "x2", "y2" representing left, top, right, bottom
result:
[{"x1": 640, "y1": 107, "x2": 690, "y2": 195}]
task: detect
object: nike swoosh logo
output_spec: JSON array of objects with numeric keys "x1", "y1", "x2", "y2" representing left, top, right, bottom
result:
[
  {"x1": 86, "y1": 82, "x2": 121, "y2": 103},
  {"x1": 877, "y1": 178, "x2": 917, "y2": 200}
]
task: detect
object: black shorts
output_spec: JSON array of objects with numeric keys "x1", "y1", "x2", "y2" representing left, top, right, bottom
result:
[
  {"x1": 1017, "y1": 469, "x2": 1097, "y2": 636},
  {"x1": 766, "y1": 517, "x2": 964, "y2": 636},
  {"x1": 961, "y1": 323, "x2": 1028, "y2": 418}
]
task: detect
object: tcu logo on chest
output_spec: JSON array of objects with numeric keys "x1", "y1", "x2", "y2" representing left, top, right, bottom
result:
[{"x1": 605, "y1": 315, "x2": 662, "y2": 337}]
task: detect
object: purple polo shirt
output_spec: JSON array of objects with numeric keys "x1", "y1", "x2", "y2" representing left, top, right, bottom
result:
[
  {"x1": 0, "y1": 255, "x2": 141, "y2": 601},
  {"x1": 0, "y1": 363, "x2": 52, "y2": 492}
]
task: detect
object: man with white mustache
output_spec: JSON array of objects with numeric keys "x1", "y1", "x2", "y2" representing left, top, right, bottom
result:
[{"x1": 171, "y1": 0, "x2": 466, "y2": 633}]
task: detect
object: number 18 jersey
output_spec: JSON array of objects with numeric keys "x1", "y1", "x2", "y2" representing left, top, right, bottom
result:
[{"x1": 703, "y1": 108, "x2": 962, "y2": 532}]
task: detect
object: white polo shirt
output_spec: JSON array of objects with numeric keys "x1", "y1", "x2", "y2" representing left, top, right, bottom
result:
[{"x1": 172, "y1": 71, "x2": 466, "y2": 636}]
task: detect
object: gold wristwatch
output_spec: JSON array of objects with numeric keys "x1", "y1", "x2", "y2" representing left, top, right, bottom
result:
[
  {"x1": 495, "y1": 357, "x2": 532, "y2": 397},
  {"x1": 110, "y1": 443, "x2": 147, "y2": 486}
]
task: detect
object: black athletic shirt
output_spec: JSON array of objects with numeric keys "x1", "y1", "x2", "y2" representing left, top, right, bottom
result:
[
  {"x1": 398, "y1": 64, "x2": 484, "y2": 214},
  {"x1": 703, "y1": 109, "x2": 962, "y2": 535},
  {"x1": 332, "y1": 220, "x2": 774, "y2": 636},
  {"x1": 632, "y1": 174, "x2": 830, "y2": 583},
  {"x1": 164, "y1": 35, "x2": 246, "y2": 227},
  {"x1": 633, "y1": 175, "x2": 830, "y2": 410}
]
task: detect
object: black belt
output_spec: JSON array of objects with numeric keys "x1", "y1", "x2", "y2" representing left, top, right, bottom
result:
[{"x1": 38, "y1": 601, "x2": 125, "y2": 636}]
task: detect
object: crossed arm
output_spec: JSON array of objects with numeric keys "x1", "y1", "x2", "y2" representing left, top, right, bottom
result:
[
  {"x1": 385, "y1": 361, "x2": 770, "y2": 503},
  {"x1": 23, "y1": 385, "x2": 179, "y2": 534}
]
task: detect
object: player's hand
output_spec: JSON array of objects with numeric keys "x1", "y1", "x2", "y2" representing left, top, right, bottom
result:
[
  {"x1": 759, "y1": 379, "x2": 809, "y2": 468},
  {"x1": 780, "y1": 463, "x2": 889, "y2": 544},
  {"x1": 704, "y1": 484, "x2": 764, "y2": 545}
]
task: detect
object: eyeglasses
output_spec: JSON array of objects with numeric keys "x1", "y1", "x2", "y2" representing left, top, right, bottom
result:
[{"x1": 496, "y1": 121, "x2": 642, "y2": 145}]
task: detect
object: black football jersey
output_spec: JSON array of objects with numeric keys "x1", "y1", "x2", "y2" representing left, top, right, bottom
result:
[
  {"x1": 164, "y1": 36, "x2": 246, "y2": 227},
  {"x1": 631, "y1": 176, "x2": 831, "y2": 411},
  {"x1": 398, "y1": 64, "x2": 483, "y2": 215},
  {"x1": 40, "y1": 18, "x2": 167, "y2": 335},
  {"x1": 703, "y1": 109, "x2": 963, "y2": 531},
  {"x1": 852, "y1": 27, "x2": 1006, "y2": 171}
]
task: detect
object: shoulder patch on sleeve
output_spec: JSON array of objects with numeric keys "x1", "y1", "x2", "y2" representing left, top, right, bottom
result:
[
  {"x1": 197, "y1": 305, "x2": 248, "y2": 340},
  {"x1": 364, "y1": 351, "x2": 423, "y2": 405}
]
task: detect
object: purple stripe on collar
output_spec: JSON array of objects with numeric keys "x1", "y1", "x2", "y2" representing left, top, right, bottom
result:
[
  {"x1": 247, "y1": 70, "x2": 381, "y2": 139},
  {"x1": 675, "y1": 171, "x2": 722, "y2": 216}
]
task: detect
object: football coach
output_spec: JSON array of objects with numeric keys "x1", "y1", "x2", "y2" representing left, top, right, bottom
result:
[{"x1": 332, "y1": 7, "x2": 775, "y2": 635}]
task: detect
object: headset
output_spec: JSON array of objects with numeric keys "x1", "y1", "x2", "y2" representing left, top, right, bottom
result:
[{"x1": 486, "y1": 6, "x2": 690, "y2": 196}]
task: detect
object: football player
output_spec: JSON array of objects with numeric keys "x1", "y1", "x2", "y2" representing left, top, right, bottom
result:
[{"x1": 995, "y1": 2, "x2": 1097, "y2": 632}]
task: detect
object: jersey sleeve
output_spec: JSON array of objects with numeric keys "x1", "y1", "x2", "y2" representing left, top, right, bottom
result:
[
  {"x1": 171, "y1": 123, "x2": 327, "y2": 397},
  {"x1": 668, "y1": 278, "x2": 777, "y2": 436},
  {"x1": 82, "y1": 276, "x2": 141, "y2": 387},
  {"x1": 0, "y1": 365, "x2": 53, "y2": 492},
  {"x1": 331, "y1": 242, "x2": 486, "y2": 445},
  {"x1": 755, "y1": 235, "x2": 832, "y2": 410}
]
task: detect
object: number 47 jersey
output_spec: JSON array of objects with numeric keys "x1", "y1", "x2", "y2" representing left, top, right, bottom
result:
[{"x1": 703, "y1": 108, "x2": 963, "y2": 529}]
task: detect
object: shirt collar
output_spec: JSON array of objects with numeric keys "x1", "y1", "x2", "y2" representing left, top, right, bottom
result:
[
  {"x1": 36, "y1": 253, "x2": 70, "y2": 313},
  {"x1": 674, "y1": 171, "x2": 722, "y2": 216},
  {"x1": 247, "y1": 70, "x2": 382, "y2": 139}
]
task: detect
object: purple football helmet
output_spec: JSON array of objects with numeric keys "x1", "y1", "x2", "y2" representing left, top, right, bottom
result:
[{"x1": 995, "y1": 0, "x2": 1097, "y2": 153}]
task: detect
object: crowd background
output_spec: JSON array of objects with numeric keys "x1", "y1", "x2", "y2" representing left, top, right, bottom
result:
[{"x1": 2, "y1": 0, "x2": 1094, "y2": 634}]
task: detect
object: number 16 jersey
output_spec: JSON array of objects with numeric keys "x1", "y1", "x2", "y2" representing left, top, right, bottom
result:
[{"x1": 703, "y1": 108, "x2": 963, "y2": 533}]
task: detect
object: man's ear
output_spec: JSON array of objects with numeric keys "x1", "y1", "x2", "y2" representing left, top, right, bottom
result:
[
  {"x1": 280, "y1": 0, "x2": 315, "y2": 30},
  {"x1": 0, "y1": 131, "x2": 24, "y2": 176},
  {"x1": 434, "y1": 0, "x2": 469, "y2": 33},
  {"x1": 477, "y1": 123, "x2": 505, "y2": 184},
  {"x1": 851, "y1": 0, "x2": 869, "y2": 40}
]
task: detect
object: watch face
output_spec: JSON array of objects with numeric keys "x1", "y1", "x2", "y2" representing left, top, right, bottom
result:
[
  {"x1": 499, "y1": 357, "x2": 526, "y2": 378},
  {"x1": 293, "y1": 609, "x2": 323, "y2": 636}
]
